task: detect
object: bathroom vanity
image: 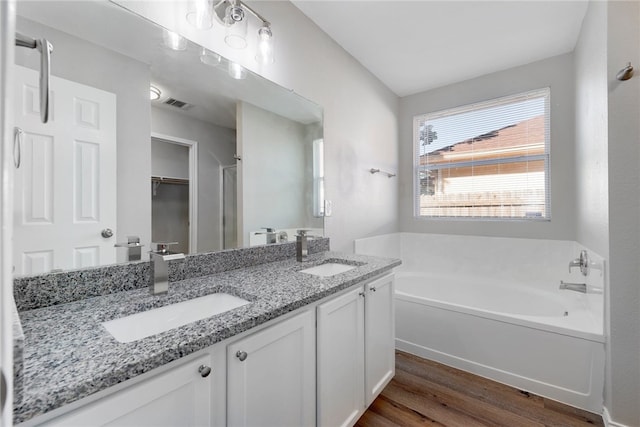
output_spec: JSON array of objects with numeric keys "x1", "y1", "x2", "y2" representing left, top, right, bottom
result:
[{"x1": 13, "y1": 247, "x2": 400, "y2": 426}]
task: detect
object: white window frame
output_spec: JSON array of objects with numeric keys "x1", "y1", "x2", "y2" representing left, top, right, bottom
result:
[{"x1": 413, "y1": 88, "x2": 551, "y2": 220}]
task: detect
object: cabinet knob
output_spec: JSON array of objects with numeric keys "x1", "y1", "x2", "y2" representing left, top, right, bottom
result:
[
  {"x1": 198, "y1": 365, "x2": 211, "y2": 378},
  {"x1": 370, "y1": 286, "x2": 377, "y2": 292},
  {"x1": 359, "y1": 291, "x2": 366, "y2": 297},
  {"x1": 236, "y1": 350, "x2": 248, "y2": 361}
]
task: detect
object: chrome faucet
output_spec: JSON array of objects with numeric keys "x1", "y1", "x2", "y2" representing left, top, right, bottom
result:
[
  {"x1": 149, "y1": 242, "x2": 185, "y2": 295},
  {"x1": 114, "y1": 235, "x2": 144, "y2": 262},
  {"x1": 559, "y1": 280, "x2": 587, "y2": 293},
  {"x1": 256, "y1": 227, "x2": 277, "y2": 244},
  {"x1": 568, "y1": 250, "x2": 589, "y2": 276},
  {"x1": 296, "y1": 230, "x2": 315, "y2": 262}
]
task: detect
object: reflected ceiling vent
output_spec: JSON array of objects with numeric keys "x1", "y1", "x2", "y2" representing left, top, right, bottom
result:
[{"x1": 163, "y1": 98, "x2": 193, "y2": 110}]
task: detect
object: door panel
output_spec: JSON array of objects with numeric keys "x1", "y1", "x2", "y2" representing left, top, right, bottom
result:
[
  {"x1": 13, "y1": 65, "x2": 116, "y2": 275},
  {"x1": 317, "y1": 286, "x2": 365, "y2": 427},
  {"x1": 365, "y1": 274, "x2": 395, "y2": 405}
]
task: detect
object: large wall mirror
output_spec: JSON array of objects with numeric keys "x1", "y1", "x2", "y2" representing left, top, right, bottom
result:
[{"x1": 13, "y1": 1, "x2": 324, "y2": 276}]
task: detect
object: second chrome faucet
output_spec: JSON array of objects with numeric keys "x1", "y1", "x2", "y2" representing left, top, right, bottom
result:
[{"x1": 296, "y1": 230, "x2": 318, "y2": 262}]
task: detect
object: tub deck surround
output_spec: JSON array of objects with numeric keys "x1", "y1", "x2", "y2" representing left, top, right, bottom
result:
[{"x1": 12, "y1": 249, "x2": 400, "y2": 424}]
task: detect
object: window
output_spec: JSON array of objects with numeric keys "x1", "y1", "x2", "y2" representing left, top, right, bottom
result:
[{"x1": 414, "y1": 88, "x2": 550, "y2": 220}]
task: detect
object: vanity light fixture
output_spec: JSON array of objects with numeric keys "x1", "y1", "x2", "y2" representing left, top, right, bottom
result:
[
  {"x1": 149, "y1": 85, "x2": 161, "y2": 100},
  {"x1": 162, "y1": 29, "x2": 187, "y2": 51},
  {"x1": 224, "y1": 1, "x2": 248, "y2": 49},
  {"x1": 228, "y1": 61, "x2": 247, "y2": 80},
  {"x1": 255, "y1": 24, "x2": 274, "y2": 64},
  {"x1": 186, "y1": 0, "x2": 274, "y2": 63},
  {"x1": 186, "y1": 0, "x2": 214, "y2": 30},
  {"x1": 200, "y1": 47, "x2": 222, "y2": 67}
]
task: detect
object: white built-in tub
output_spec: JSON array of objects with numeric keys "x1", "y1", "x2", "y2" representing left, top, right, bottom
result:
[{"x1": 394, "y1": 271, "x2": 605, "y2": 413}]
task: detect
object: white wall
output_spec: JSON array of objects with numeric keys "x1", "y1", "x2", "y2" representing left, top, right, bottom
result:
[
  {"x1": 151, "y1": 140, "x2": 189, "y2": 180},
  {"x1": 605, "y1": 1, "x2": 640, "y2": 425},
  {"x1": 398, "y1": 54, "x2": 576, "y2": 241},
  {"x1": 118, "y1": 0, "x2": 400, "y2": 253},
  {"x1": 573, "y1": 1, "x2": 614, "y2": 423},
  {"x1": 15, "y1": 17, "x2": 152, "y2": 252},
  {"x1": 575, "y1": 1, "x2": 609, "y2": 258},
  {"x1": 151, "y1": 106, "x2": 236, "y2": 253}
]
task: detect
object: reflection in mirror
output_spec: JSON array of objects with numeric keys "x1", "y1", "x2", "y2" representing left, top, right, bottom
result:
[{"x1": 13, "y1": 1, "x2": 323, "y2": 277}]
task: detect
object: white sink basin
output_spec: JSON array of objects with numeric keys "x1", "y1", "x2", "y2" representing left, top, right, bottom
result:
[
  {"x1": 102, "y1": 293, "x2": 250, "y2": 343},
  {"x1": 299, "y1": 262, "x2": 356, "y2": 277}
]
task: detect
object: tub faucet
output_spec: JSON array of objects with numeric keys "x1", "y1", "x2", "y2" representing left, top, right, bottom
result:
[
  {"x1": 149, "y1": 242, "x2": 185, "y2": 295},
  {"x1": 296, "y1": 230, "x2": 316, "y2": 262},
  {"x1": 568, "y1": 250, "x2": 589, "y2": 276},
  {"x1": 559, "y1": 280, "x2": 587, "y2": 293}
]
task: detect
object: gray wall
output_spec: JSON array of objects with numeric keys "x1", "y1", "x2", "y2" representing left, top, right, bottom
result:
[
  {"x1": 120, "y1": 1, "x2": 401, "y2": 253},
  {"x1": 15, "y1": 17, "x2": 152, "y2": 253},
  {"x1": 253, "y1": 2, "x2": 400, "y2": 252},
  {"x1": 605, "y1": 1, "x2": 640, "y2": 425},
  {"x1": 237, "y1": 102, "x2": 319, "y2": 246},
  {"x1": 151, "y1": 106, "x2": 236, "y2": 253},
  {"x1": 398, "y1": 54, "x2": 576, "y2": 241}
]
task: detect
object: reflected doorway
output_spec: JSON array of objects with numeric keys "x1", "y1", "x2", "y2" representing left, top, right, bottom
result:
[{"x1": 151, "y1": 134, "x2": 198, "y2": 254}]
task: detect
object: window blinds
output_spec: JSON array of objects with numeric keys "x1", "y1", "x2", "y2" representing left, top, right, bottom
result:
[{"x1": 414, "y1": 88, "x2": 550, "y2": 219}]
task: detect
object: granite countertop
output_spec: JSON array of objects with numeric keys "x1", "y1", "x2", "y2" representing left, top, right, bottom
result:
[{"x1": 14, "y1": 251, "x2": 400, "y2": 424}]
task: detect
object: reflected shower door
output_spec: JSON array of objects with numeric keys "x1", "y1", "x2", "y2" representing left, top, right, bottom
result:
[{"x1": 223, "y1": 165, "x2": 237, "y2": 249}]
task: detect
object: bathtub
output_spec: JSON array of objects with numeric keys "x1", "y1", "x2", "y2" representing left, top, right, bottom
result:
[
  {"x1": 394, "y1": 272, "x2": 605, "y2": 413},
  {"x1": 355, "y1": 233, "x2": 606, "y2": 414}
]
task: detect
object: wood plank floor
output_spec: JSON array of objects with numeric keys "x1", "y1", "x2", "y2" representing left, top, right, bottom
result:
[{"x1": 356, "y1": 351, "x2": 604, "y2": 427}]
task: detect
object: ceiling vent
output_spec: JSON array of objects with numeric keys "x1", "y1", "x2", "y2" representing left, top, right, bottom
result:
[{"x1": 163, "y1": 98, "x2": 193, "y2": 110}]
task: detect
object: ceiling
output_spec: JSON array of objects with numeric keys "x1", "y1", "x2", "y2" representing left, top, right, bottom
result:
[{"x1": 291, "y1": 1, "x2": 589, "y2": 97}]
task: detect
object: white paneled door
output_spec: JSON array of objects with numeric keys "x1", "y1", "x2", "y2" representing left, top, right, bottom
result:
[{"x1": 13, "y1": 65, "x2": 116, "y2": 275}]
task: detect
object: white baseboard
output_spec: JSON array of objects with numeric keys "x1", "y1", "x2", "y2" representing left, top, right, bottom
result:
[{"x1": 603, "y1": 407, "x2": 631, "y2": 427}]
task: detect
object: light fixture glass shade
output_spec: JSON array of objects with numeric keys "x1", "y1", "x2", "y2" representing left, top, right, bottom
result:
[
  {"x1": 162, "y1": 29, "x2": 187, "y2": 51},
  {"x1": 186, "y1": 0, "x2": 213, "y2": 30},
  {"x1": 200, "y1": 47, "x2": 222, "y2": 67},
  {"x1": 255, "y1": 25, "x2": 274, "y2": 64},
  {"x1": 150, "y1": 85, "x2": 161, "y2": 100},
  {"x1": 224, "y1": 4, "x2": 248, "y2": 49},
  {"x1": 228, "y1": 62, "x2": 247, "y2": 80}
]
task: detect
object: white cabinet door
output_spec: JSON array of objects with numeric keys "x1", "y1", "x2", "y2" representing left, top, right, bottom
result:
[
  {"x1": 317, "y1": 286, "x2": 365, "y2": 427},
  {"x1": 364, "y1": 273, "x2": 395, "y2": 405},
  {"x1": 43, "y1": 354, "x2": 213, "y2": 427},
  {"x1": 227, "y1": 310, "x2": 316, "y2": 427},
  {"x1": 13, "y1": 65, "x2": 117, "y2": 275}
]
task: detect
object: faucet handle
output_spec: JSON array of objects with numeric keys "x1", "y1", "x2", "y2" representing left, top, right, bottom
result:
[
  {"x1": 568, "y1": 250, "x2": 589, "y2": 276},
  {"x1": 296, "y1": 229, "x2": 312, "y2": 237},
  {"x1": 262, "y1": 227, "x2": 275, "y2": 233},
  {"x1": 152, "y1": 242, "x2": 179, "y2": 254},
  {"x1": 115, "y1": 235, "x2": 143, "y2": 248}
]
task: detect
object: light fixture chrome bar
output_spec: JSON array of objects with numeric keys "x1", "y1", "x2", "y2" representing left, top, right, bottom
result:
[
  {"x1": 237, "y1": 0, "x2": 270, "y2": 26},
  {"x1": 213, "y1": 0, "x2": 269, "y2": 26}
]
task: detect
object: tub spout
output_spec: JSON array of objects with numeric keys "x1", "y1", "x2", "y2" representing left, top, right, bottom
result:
[{"x1": 559, "y1": 280, "x2": 587, "y2": 293}]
